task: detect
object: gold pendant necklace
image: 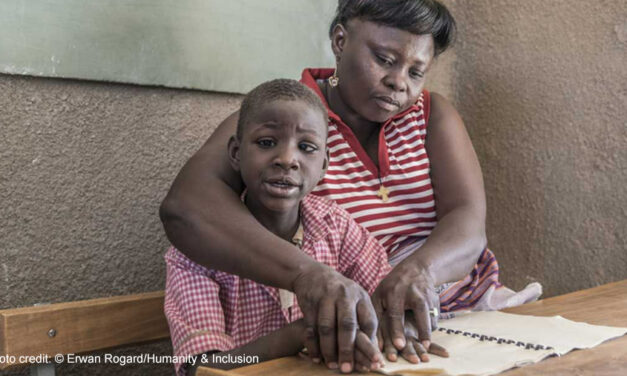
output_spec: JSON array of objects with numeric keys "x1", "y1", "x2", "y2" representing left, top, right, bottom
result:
[{"x1": 376, "y1": 178, "x2": 390, "y2": 202}]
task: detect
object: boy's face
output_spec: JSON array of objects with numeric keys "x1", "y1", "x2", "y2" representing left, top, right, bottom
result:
[{"x1": 229, "y1": 99, "x2": 328, "y2": 214}]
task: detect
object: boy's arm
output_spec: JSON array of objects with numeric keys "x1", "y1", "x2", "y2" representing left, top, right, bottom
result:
[{"x1": 189, "y1": 319, "x2": 305, "y2": 373}]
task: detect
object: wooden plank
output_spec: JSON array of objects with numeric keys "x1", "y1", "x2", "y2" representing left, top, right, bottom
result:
[
  {"x1": 0, "y1": 291, "x2": 169, "y2": 370},
  {"x1": 503, "y1": 279, "x2": 627, "y2": 327},
  {"x1": 195, "y1": 367, "x2": 248, "y2": 376},
  {"x1": 204, "y1": 280, "x2": 627, "y2": 376}
]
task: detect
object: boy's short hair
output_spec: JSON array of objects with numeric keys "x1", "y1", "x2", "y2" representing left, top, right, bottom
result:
[
  {"x1": 237, "y1": 79, "x2": 328, "y2": 139},
  {"x1": 329, "y1": 0, "x2": 456, "y2": 57}
]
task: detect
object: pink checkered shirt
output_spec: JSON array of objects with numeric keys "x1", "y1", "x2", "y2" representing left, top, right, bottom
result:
[{"x1": 164, "y1": 194, "x2": 391, "y2": 375}]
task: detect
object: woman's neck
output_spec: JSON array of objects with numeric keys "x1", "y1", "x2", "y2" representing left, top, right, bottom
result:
[
  {"x1": 322, "y1": 81, "x2": 382, "y2": 167},
  {"x1": 323, "y1": 81, "x2": 381, "y2": 148}
]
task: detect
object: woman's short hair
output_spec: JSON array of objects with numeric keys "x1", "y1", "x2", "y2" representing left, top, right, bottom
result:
[
  {"x1": 237, "y1": 79, "x2": 328, "y2": 139},
  {"x1": 329, "y1": 0, "x2": 456, "y2": 56}
]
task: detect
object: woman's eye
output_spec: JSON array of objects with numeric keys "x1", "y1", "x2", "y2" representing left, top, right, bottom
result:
[
  {"x1": 299, "y1": 143, "x2": 318, "y2": 153},
  {"x1": 257, "y1": 139, "x2": 275, "y2": 148},
  {"x1": 376, "y1": 54, "x2": 393, "y2": 66}
]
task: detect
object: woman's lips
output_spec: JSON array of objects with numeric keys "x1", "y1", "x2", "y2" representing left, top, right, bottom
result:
[{"x1": 373, "y1": 96, "x2": 400, "y2": 112}]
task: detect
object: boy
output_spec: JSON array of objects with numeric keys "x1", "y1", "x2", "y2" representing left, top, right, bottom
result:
[{"x1": 164, "y1": 79, "x2": 391, "y2": 375}]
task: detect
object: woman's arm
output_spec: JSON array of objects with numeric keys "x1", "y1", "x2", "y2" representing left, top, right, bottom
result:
[
  {"x1": 160, "y1": 111, "x2": 307, "y2": 287},
  {"x1": 412, "y1": 92, "x2": 487, "y2": 284},
  {"x1": 160, "y1": 112, "x2": 379, "y2": 370},
  {"x1": 373, "y1": 92, "x2": 486, "y2": 353}
]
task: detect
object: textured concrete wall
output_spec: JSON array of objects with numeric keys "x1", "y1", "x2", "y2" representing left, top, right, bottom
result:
[
  {"x1": 1, "y1": 1, "x2": 626, "y2": 374},
  {"x1": 0, "y1": 74, "x2": 242, "y2": 375},
  {"x1": 451, "y1": 0, "x2": 626, "y2": 297}
]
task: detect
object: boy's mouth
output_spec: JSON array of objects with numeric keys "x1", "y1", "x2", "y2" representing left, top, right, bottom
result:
[{"x1": 264, "y1": 177, "x2": 301, "y2": 197}]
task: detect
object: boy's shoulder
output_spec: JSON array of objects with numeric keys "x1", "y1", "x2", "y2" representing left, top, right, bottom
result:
[
  {"x1": 301, "y1": 194, "x2": 354, "y2": 239},
  {"x1": 302, "y1": 194, "x2": 349, "y2": 218}
]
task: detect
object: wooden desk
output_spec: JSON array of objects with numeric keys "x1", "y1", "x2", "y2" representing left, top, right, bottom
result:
[{"x1": 197, "y1": 280, "x2": 627, "y2": 376}]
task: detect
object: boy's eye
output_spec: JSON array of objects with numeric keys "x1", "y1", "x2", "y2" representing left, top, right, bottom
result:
[
  {"x1": 299, "y1": 143, "x2": 318, "y2": 153},
  {"x1": 257, "y1": 139, "x2": 275, "y2": 148},
  {"x1": 410, "y1": 69, "x2": 424, "y2": 79}
]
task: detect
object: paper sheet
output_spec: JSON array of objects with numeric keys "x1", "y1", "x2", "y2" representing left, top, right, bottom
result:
[{"x1": 379, "y1": 311, "x2": 627, "y2": 376}]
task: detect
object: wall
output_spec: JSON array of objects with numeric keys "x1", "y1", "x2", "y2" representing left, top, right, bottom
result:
[
  {"x1": 450, "y1": 0, "x2": 626, "y2": 296},
  {"x1": 0, "y1": 75, "x2": 242, "y2": 375}
]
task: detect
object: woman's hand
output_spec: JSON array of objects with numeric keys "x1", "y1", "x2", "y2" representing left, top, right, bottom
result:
[
  {"x1": 293, "y1": 263, "x2": 381, "y2": 373},
  {"x1": 372, "y1": 261, "x2": 440, "y2": 352}
]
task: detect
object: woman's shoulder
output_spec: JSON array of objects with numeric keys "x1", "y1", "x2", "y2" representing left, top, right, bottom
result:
[{"x1": 425, "y1": 91, "x2": 461, "y2": 126}]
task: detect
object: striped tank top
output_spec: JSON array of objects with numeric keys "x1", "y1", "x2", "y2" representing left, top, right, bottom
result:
[{"x1": 302, "y1": 69, "x2": 435, "y2": 264}]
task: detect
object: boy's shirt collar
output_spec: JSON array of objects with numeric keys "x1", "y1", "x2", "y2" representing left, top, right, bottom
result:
[{"x1": 238, "y1": 189, "x2": 332, "y2": 244}]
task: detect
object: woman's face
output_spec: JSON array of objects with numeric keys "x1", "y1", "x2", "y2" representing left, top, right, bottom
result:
[{"x1": 333, "y1": 18, "x2": 435, "y2": 123}]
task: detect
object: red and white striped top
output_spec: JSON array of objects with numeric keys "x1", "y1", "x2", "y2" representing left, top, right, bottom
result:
[{"x1": 302, "y1": 69, "x2": 436, "y2": 263}]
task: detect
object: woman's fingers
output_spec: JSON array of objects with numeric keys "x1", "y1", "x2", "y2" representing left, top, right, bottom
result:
[
  {"x1": 293, "y1": 264, "x2": 379, "y2": 369},
  {"x1": 317, "y1": 298, "x2": 338, "y2": 369},
  {"x1": 376, "y1": 326, "x2": 384, "y2": 351},
  {"x1": 336, "y1": 301, "x2": 357, "y2": 373},
  {"x1": 383, "y1": 328, "x2": 399, "y2": 362},
  {"x1": 356, "y1": 299, "x2": 379, "y2": 348},
  {"x1": 430, "y1": 290, "x2": 440, "y2": 332},
  {"x1": 301, "y1": 306, "x2": 321, "y2": 363},
  {"x1": 384, "y1": 296, "x2": 407, "y2": 350},
  {"x1": 410, "y1": 296, "x2": 432, "y2": 349}
]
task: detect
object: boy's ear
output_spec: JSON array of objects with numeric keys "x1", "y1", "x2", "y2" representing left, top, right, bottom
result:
[
  {"x1": 320, "y1": 147, "x2": 330, "y2": 180},
  {"x1": 227, "y1": 135, "x2": 241, "y2": 172}
]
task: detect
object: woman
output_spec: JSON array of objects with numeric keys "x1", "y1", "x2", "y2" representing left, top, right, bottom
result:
[{"x1": 161, "y1": 0, "x2": 539, "y2": 373}]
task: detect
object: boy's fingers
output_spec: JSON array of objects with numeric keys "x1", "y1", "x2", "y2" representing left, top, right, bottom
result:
[
  {"x1": 354, "y1": 347, "x2": 373, "y2": 373},
  {"x1": 427, "y1": 342, "x2": 450, "y2": 358},
  {"x1": 400, "y1": 339, "x2": 420, "y2": 364},
  {"x1": 355, "y1": 331, "x2": 383, "y2": 366},
  {"x1": 413, "y1": 340, "x2": 430, "y2": 362}
]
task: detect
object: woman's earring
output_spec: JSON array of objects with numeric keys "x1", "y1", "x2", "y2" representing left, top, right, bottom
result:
[{"x1": 329, "y1": 68, "x2": 339, "y2": 87}]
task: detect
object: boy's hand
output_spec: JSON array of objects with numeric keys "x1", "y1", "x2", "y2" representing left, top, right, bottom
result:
[
  {"x1": 293, "y1": 263, "x2": 378, "y2": 372},
  {"x1": 353, "y1": 331, "x2": 384, "y2": 373},
  {"x1": 377, "y1": 311, "x2": 449, "y2": 364}
]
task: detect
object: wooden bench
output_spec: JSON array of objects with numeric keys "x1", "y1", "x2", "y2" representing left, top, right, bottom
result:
[
  {"x1": 0, "y1": 291, "x2": 245, "y2": 376},
  {"x1": 0, "y1": 291, "x2": 169, "y2": 375}
]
